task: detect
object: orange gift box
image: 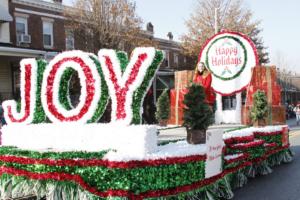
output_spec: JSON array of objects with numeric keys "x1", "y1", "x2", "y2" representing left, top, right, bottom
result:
[{"x1": 168, "y1": 89, "x2": 188, "y2": 125}]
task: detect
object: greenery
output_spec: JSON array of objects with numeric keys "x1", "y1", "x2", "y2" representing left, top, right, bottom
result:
[
  {"x1": 250, "y1": 90, "x2": 268, "y2": 122},
  {"x1": 131, "y1": 50, "x2": 163, "y2": 124},
  {"x1": 250, "y1": 28, "x2": 270, "y2": 64},
  {"x1": 155, "y1": 89, "x2": 170, "y2": 121},
  {"x1": 183, "y1": 84, "x2": 214, "y2": 130},
  {"x1": 0, "y1": 146, "x2": 206, "y2": 198},
  {"x1": 224, "y1": 126, "x2": 249, "y2": 133},
  {"x1": 205, "y1": 35, "x2": 248, "y2": 81}
]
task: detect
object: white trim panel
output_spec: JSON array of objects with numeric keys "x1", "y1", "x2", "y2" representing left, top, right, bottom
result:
[
  {"x1": 0, "y1": 46, "x2": 46, "y2": 57},
  {"x1": 12, "y1": 0, "x2": 63, "y2": 13},
  {"x1": 15, "y1": 8, "x2": 64, "y2": 19}
]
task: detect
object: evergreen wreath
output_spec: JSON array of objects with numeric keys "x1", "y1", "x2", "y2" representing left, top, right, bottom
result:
[{"x1": 205, "y1": 36, "x2": 247, "y2": 81}]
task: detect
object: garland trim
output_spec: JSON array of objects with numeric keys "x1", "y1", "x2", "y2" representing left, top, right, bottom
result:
[
  {"x1": 0, "y1": 145, "x2": 290, "y2": 199},
  {"x1": 0, "y1": 154, "x2": 206, "y2": 169}
]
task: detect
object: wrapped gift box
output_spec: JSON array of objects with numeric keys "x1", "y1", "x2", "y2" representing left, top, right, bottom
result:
[
  {"x1": 242, "y1": 105, "x2": 286, "y2": 125},
  {"x1": 168, "y1": 89, "x2": 188, "y2": 125},
  {"x1": 174, "y1": 70, "x2": 194, "y2": 90},
  {"x1": 242, "y1": 66, "x2": 285, "y2": 125},
  {"x1": 246, "y1": 66, "x2": 281, "y2": 106},
  {"x1": 168, "y1": 70, "x2": 194, "y2": 125}
]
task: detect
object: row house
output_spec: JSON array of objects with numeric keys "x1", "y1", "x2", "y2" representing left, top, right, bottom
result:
[
  {"x1": 0, "y1": 0, "x2": 101, "y2": 101},
  {"x1": 144, "y1": 23, "x2": 194, "y2": 102},
  {"x1": 0, "y1": 0, "x2": 65, "y2": 100},
  {"x1": 277, "y1": 69, "x2": 300, "y2": 105},
  {"x1": 0, "y1": 0, "x2": 192, "y2": 103}
]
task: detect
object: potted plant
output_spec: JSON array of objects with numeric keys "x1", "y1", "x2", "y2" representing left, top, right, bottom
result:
[
  {"x1": 183, "y1": 84, "x2": 214, "y2": 144},
  {"x1": 250, "y1": 90, "x2": 268, "y2": 127},
  {"x1": 155, "y1": 89, "x2": 170, "y2": 126}
]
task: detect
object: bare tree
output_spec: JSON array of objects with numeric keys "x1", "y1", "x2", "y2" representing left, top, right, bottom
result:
[
  {"x1": 64, "y1": 0, "x2": 156, "y2": 53},
  {"x1": 181, "y1": 0, "x2": 269, "y2": 64}
]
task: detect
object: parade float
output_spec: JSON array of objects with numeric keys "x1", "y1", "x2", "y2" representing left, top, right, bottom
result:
[
  {"x1": 169, "y1": 30, "x2": 285, "y2": 126},
  {"x1": 0, "y1": 38, "x2": 293, "y2": 199}
]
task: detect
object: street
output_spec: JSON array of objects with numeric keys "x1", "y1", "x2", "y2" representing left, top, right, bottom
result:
[{"x1": 233, "y1": 129, "x2": 300, "y2": 200}]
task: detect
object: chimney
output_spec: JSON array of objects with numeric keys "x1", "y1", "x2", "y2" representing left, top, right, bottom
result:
[
  {"x1": 167, "y1": 32, "x2": 173, "y2": 40},
  {"x1": 146, "y1": 22, "x2": 154, "y2": 34}
]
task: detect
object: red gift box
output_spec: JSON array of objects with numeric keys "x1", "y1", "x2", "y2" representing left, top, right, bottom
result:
[
  {"x1": 242, "y1": 66, "x2": 286, "y2": 125},
  {"x1": 246, "y1": 66, "x2": 281, "y2": 106},
  {"x1": 174, "y1": 70, "x2": 194, "y2": 90},
  {"x1": 168, "y1": 89, "x2": 188, "y2": 125}
]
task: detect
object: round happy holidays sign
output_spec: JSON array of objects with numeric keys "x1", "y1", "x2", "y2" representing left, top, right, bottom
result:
[{"x1": 199, "y1": 31, "x2": 259, "y2": 95}]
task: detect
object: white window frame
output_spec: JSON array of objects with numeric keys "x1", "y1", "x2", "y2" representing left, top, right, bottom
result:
[
  {"x1": 85, "y1": 28, "x2": 94, "y2": 51},
  {"x1": 15, "y1": 14, "x2": 28, "y2": 35},
  {"x1": 42, "y1": 17, "x2": 54, "y2": 49},
  {"x1": 174, "y1": 52, "x2": 179, "y2": 65},
  {"x1": 222, "y1": 95, "x2": 237, "y2": 110},
  {"x1": 65, "y1": 29, "x2": 74, "y2": 50},
  {"x1": 162, "y1": 50, "x2": 170, "y2": 68}
]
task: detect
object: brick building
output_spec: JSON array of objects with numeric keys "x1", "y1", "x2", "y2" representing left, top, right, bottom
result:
[
  {"x1": 0, "y1": 0, "x2": 192, "y2": 106},
  {"x1": 277, "y1": 69, "x2": 300, "y2": 105},
  {"x1": 143, "y1": 23, "x2": 194, "y2": 102},
  {"x1": 0, "y1": 0, "x2": 64, "y2": 100}
]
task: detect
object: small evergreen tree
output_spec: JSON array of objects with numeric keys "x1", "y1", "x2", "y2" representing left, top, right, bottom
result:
[
  {"x1": 183, "y1": 84, "x2": 214, "y2": 130},
  {"x1": 250, "y1": 90, "x2": 268, "y2": 122},
  {"x1": 155, "y1": 89, "x2": 170, "y2": 122}
]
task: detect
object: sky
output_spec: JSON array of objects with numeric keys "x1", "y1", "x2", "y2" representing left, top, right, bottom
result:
[{"x1": 63, "y1": 0, "x2": 300, "y2": 73}]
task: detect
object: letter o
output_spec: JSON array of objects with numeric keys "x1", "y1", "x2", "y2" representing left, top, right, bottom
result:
[{"x1": 41, "y1": 51, "x2": 101, "y2": 123}]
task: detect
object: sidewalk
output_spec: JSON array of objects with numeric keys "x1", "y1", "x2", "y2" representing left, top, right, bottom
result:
[
  {"x1": 287, "y1": 118, "x2": 300, "y2": 131},
  {"x1": 158, "y1": 123, "x2": 244, "y2": 142},
  {"x1": 158, "y1": 119, "x2": 300, "y2": 142}
]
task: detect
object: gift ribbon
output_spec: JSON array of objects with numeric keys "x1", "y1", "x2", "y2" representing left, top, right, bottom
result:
[
  {"x1": 175, "y1": 72, "x2": 181, "y2": 125},
  {"x1": 266, "y1": 67, "x2": 272, "y2": 124}
]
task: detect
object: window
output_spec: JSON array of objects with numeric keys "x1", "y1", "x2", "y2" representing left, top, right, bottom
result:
[
  {"x1": 16, "y1": 17, "x2": 27, "y2": 35},
  {"x1": 162, "y1": 50, "x2": 169, "y2": 67},
  {"x1": 12, "y1": 63, "x2": 21, "y2": 99},
  {"x1": 174, "y1": 53, "x2": 179, "y2": 65},
  {"x1": 85, "y1": 28, "x2": 94, "y2": 52},
  {"x1": 65, "y1": 29, "x2": 74, "y2": 50},
  {"x1": 222, "y1": 95, "x2": 236, "y2": 110},
  {"x1": 43, "y1": 20, "x2": 53, "y2": 48},
  {"x1": 15, "y1": 15, "x2": 29, "y2": 45},
  {"x1": 241, "y1": 90, "x2": 247, "y2": 105}
]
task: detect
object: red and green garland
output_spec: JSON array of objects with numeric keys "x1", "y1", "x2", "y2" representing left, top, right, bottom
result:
[{"x1": 0, "y1": 141, "x2": 292, "y2": 199}]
